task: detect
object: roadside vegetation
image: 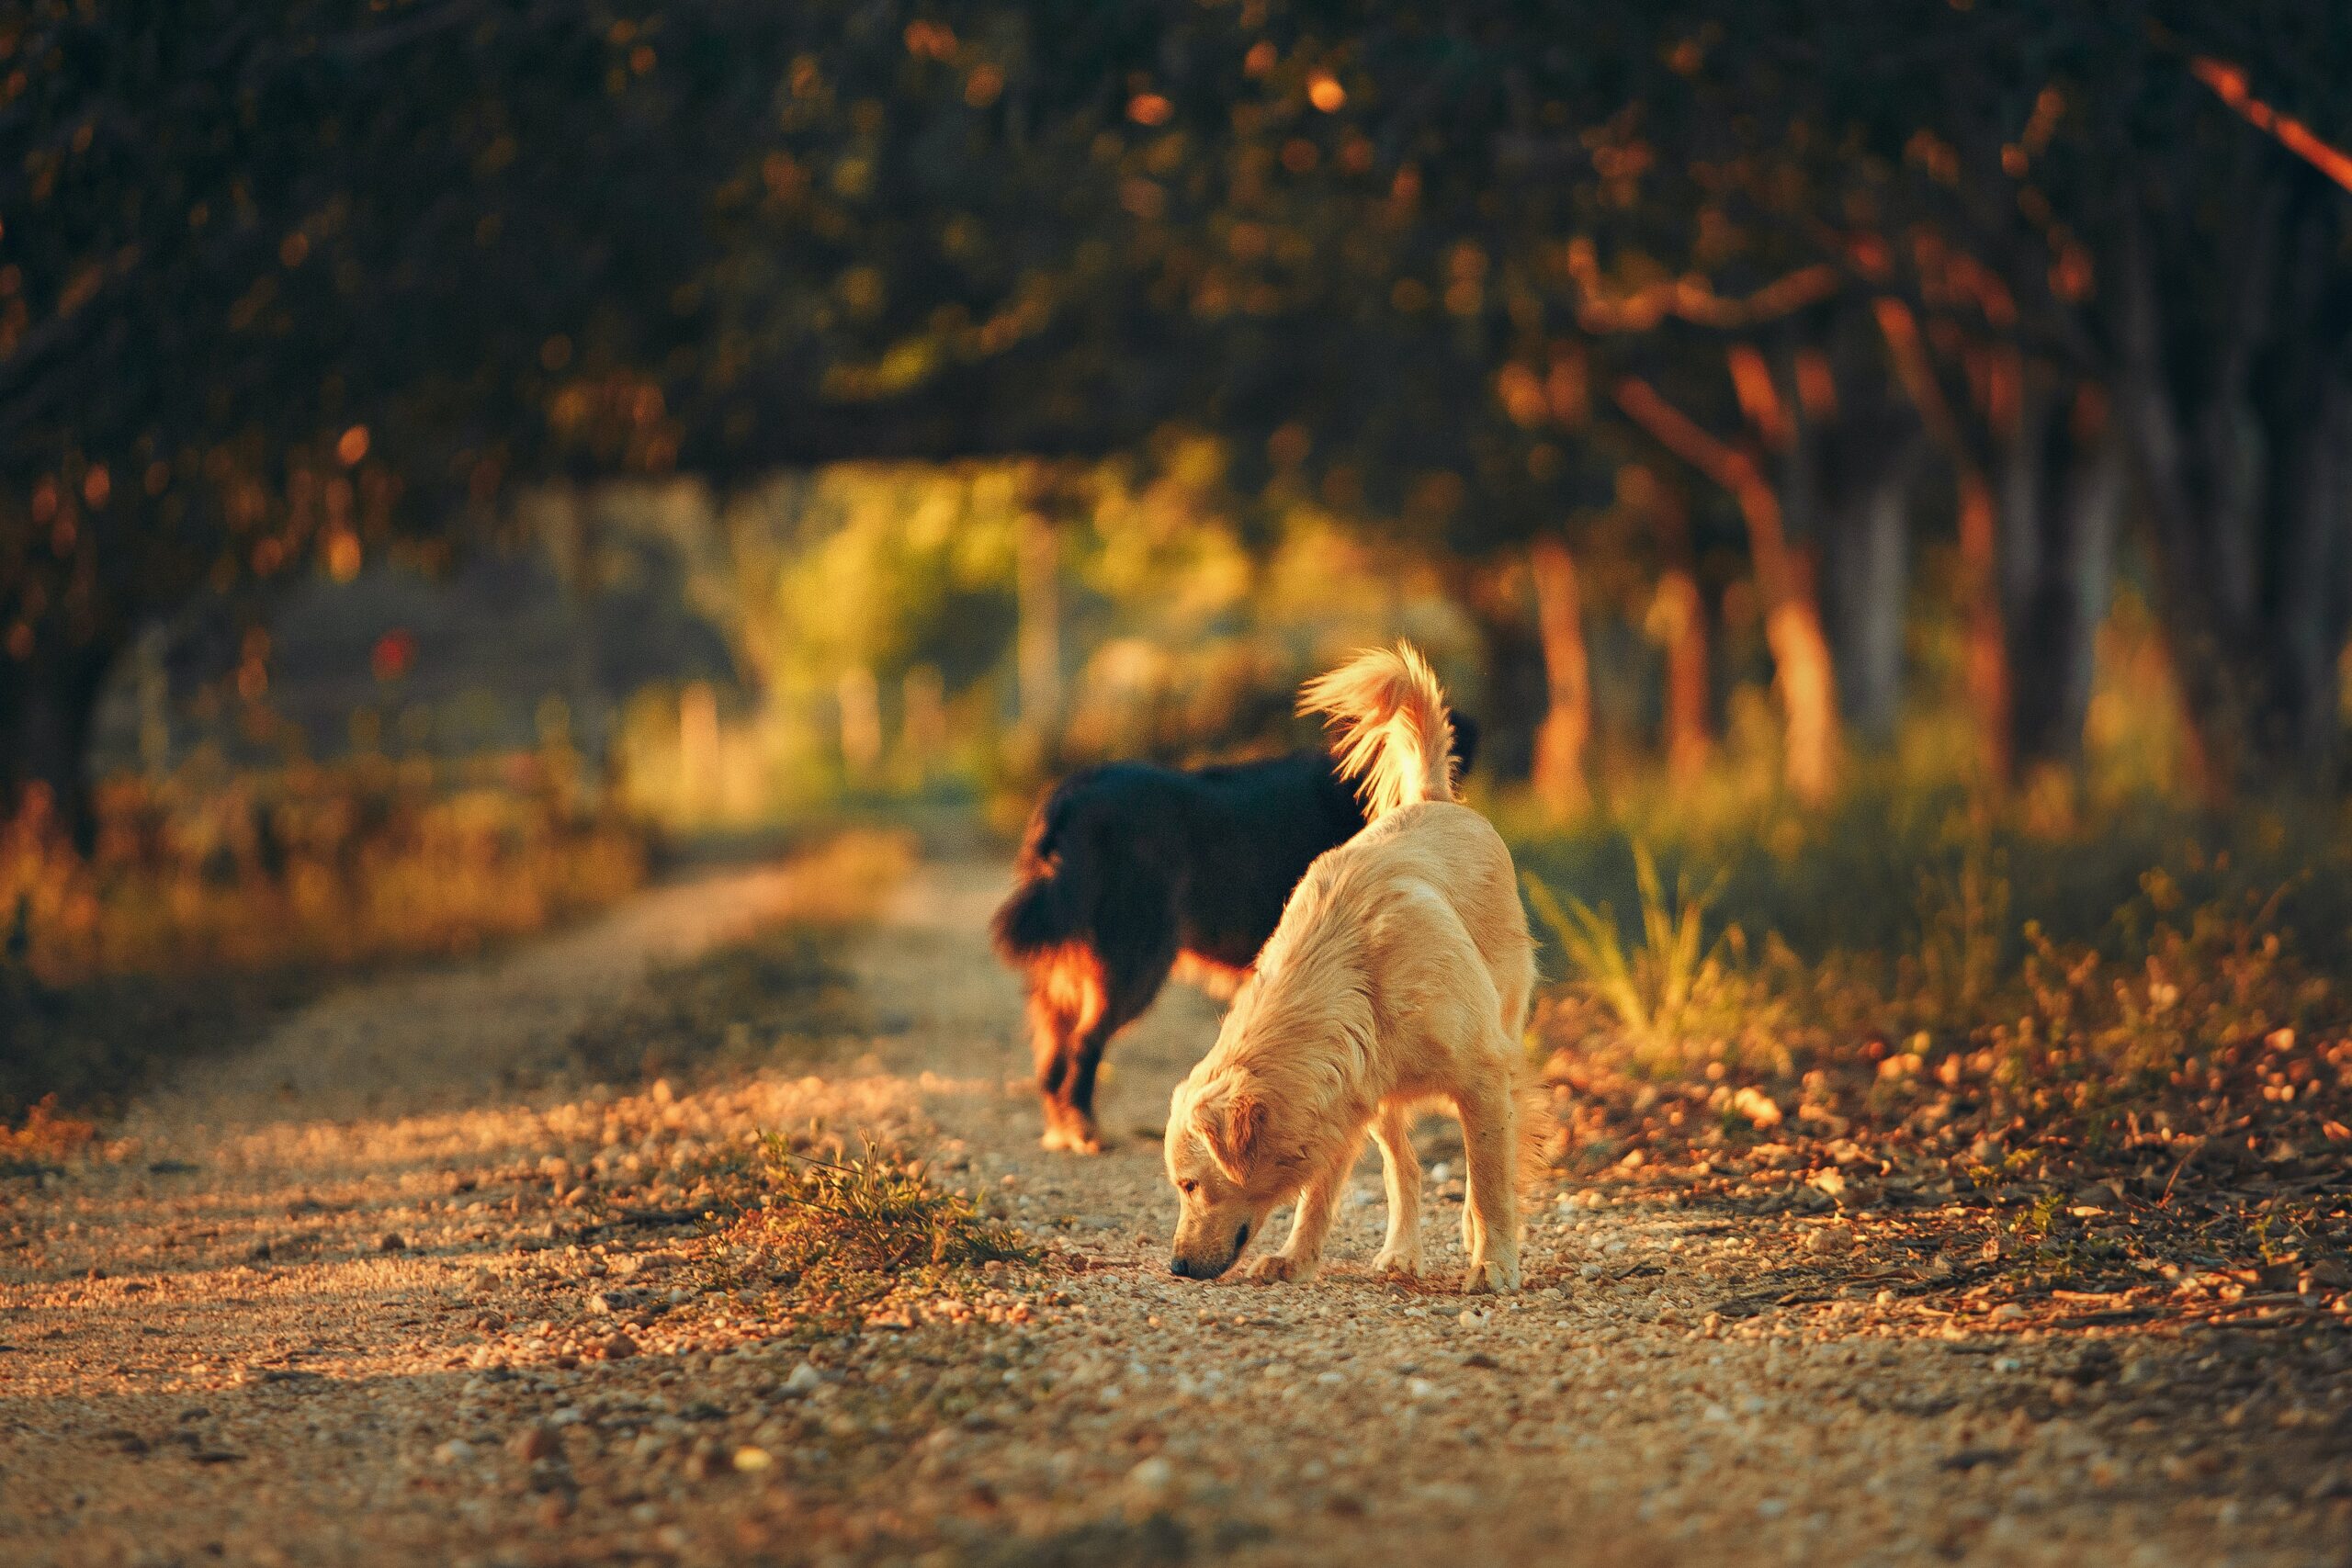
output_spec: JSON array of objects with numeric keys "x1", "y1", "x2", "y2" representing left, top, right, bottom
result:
[{"x1": 1521, "y1": 791, "x2": 2352, "y2": 1329}]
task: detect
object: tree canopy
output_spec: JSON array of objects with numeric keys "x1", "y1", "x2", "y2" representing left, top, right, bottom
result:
[{"x1": 7, "y1": 0, "x2": 2352, "y2": 837}]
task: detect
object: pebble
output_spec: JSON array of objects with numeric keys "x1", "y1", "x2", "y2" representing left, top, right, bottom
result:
[
  {"x1": 511, "y1": 1425, "x2": 559, "y2": 1462},
  {"x1": 379, "y1": 1233, "x2": 407, "y2": 1252},
  {"x1": 29, "y1": 863, "x2": 2324, "y2": 1568},
  {"x1": 1126, "y1": 1455, "x2": 1176, "y2": 1506}
]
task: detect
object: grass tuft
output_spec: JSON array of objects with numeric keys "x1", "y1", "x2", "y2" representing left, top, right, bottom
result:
[
  {"x1": 1527, "y1": 843, "x2": 1776, "y2": 1072},
  {"x1": 730, "y1": 1136, "x2": 1033, "y2": 1313}
]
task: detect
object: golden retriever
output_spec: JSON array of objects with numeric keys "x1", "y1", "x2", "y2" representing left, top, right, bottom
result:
[{"x1": 1163, "y1": 643, "x2": 1540, "y2": 1292}]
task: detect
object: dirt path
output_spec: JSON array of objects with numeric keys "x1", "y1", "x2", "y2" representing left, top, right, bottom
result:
[{"x1": 4, "y1": 846, "x2": 2346, "y2": 1567}]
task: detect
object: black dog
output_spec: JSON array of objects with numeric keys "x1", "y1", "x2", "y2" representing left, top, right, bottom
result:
[{"x1": 990, "y1": 716, "x2": 1478, "y2": 1151}]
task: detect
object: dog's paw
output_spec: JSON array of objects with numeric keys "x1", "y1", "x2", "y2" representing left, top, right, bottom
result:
[
  {"x1": 1247, "y1": 1253, "x2": 1317, "y2": 1285},
  {"x1": 1038, "y1": 1119, "x2": 1104, "y2": 1156},
  {"x1": 1459, "y1": 1258, "x2": 1521, "y2": 1295},
  {"x1": 1371, "y1": 1247, "x2": 1422, "y2": 1280}
]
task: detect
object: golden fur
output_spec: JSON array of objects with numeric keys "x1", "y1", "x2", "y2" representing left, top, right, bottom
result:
[{"x1": 1164, "y1": 644, "x2": 1540, "y2": 1292}]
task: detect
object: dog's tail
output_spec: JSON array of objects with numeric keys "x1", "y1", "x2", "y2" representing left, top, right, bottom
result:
[
  {"x1": 990, "y1": 796, "x2": 1088, "y2": 966},
  {"x1": 1298, "y1": 641, "x2": 1458, "y2": 821}
]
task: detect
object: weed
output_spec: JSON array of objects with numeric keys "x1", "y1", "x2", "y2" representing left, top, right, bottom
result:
[
  {"x1": 727, "y1": 1136, "x2": 1032, "y2": 1320},
  {"x1": 1527, "y1": 844, "x2": 1775, "y2": 1073}
]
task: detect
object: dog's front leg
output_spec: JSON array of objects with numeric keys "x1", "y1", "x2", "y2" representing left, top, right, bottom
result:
[
  {"x1": 1457, "y1": 1084, "x2": 1521, "y2": 1293},
  {"x1": 1246, "y1": 1142, "x2": 1355, "y2": 1284},
  {"x1": 1369, "y1": 1101, "x2": 1422, "y2": 1279}
]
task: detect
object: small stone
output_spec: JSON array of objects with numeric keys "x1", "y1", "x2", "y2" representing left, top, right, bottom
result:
[
  {"x1": 601, "y1": 1332, "x2": 639, "y2": 1360},
  {"x1": 732, "y1": 1446, "x2": 775, "y2": 1473},
  {"x1": 511, "y1": 1425, "x2": 559, "y2": 1462},
  {"x1": 379, "y1": 1233, "x2": 407, "y2": 1252},
  {"x1": 781, "y1": 1362, "x2": 824, "y2": 1396},
  {"x1": 433, "y1": 1438, "x2": 476, "y2": 1466},
  {"x1": 1803, "y1": 1227, "x2": 1844, "y2": 1256},
  {"x1": 1126, "y1": 1455, "x2": 1176, "y2": 1506}
]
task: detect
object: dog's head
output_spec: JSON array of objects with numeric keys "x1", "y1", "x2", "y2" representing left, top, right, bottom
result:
[{"x1": 1162, "y1": 1069, "x2": 1295, "y2": 1280}]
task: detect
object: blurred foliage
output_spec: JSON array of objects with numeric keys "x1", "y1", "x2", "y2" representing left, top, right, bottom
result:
[
  {"x1": 592, "y1": 451, "x2": 1476, "y2": 828},
  {"x1": 14, "y1": 0, "x2": 2351, "y2": 839},
  {"x1": 0, "y1": 748, "x2": 642, "y2": 985}
]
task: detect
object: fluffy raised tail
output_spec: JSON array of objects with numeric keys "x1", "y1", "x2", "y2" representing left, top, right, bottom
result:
[{"x1": 1298, "y1": 642, "x2": 1459, "y2": 821}]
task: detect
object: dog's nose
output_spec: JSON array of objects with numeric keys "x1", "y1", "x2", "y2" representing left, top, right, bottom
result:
[{"x1": 1167, "y1": 1258, "x2": 1188, "y2": 1278}]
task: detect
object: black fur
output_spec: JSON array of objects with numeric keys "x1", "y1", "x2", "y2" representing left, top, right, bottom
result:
[{"x1": 993, "y1": 715, "x2": 1478, "y2": 1148}]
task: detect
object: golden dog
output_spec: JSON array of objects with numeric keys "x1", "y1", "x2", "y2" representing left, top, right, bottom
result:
[{"x1": 1163, "y1": 643, "x2": 1540, "y2": 1292}]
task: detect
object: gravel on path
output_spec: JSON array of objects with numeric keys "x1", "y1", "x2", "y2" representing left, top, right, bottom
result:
[{"x1": 2, "y1": 847, "x2": 2343, "y2": 1567}]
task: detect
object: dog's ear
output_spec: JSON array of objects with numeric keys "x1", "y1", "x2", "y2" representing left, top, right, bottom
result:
[
  {"x1": 1196, "y1": 1092, "x2": 1266, "y2": 1185},
  {"x1": 1448, "y1": 713, "x2": 1480, "y2": 780}
]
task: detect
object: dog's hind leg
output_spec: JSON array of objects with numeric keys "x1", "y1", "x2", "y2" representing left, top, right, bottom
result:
[
  {"x1": 1456, "y1": 1072, "x2": 1523, "y2": 1293},
  {"x1": 1369, "y1": 1101, "x2": 1423, "y2": 1279},
  {"x1": 1027, "y1": 951, "x2": 1107, "y2": 1153},
  {"x1": 1057, "y1": 893, "x2": 1177, "y2": 1150},
  {"x1": 1248, "y1": 1133, "x2": 1361, "y2": 1285}
]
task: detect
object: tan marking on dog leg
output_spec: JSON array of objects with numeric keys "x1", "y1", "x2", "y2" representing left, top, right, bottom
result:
[
  {"x1": 1170, "y1": 950, "x2": 1252, "y2": 1002},
  {"x1": 1369, "y1": 1102, "x2": 1422, "y2": 1278},
  {"x1": 1027, "y1": 946, "x2": 1106, "y2": 1153}
]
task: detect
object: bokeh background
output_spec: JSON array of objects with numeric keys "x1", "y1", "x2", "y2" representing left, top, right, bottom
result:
[{"x1": 7, "y1": 4, "x2": 2352, "y2": 1159}]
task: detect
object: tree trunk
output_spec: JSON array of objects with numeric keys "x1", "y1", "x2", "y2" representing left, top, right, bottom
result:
[
  {"x1": 1999, "y1": 382, "x2": 2124, "y2": 773},
  {"x1": 1448, "y1": 558, "x2": 1544, "y2": 784},
  {"x1": 1953, "y1": 470, "x2": 2013, "y2": 789},
  {"x1": 1822, "y1": 447, "x2": 1917, "y2": 744},
  {"x1": 1655, "y1": 570, "x2": 1713, "y2": 784},
  {"x1": 1615, "y1": 377, "x2": 1840, "y2": 803},
  {"x1": 1634, "y1": 472, "x2": 1713, "y2": 780},
  {"x1": 0, "y1": 643, "x2": 118, "y2": 855},
  {"x1": 2117, "y1": 175, "x2": 2352, "y2": 795},
  {"x1": 1871, "y1": 298, "x2": 2015, "y2": 784},
  {"x1": 1763, "y1": 551, "x2": 1841, "y2": 806},
  {"x1": 2249, "y1": 365, "x2": 2352, "y2": 773},
  {"x1": 1014, "y1": 507, "x2": 1062, "y2": 738},
  {"x1": 1527, "y1": 536, "x2": 1591, "y2": 819}
]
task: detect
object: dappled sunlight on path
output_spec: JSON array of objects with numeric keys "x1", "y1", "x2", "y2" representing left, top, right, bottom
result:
[{"x1": 1, "y1": 845, "x2": 2345, "y2": 1567}]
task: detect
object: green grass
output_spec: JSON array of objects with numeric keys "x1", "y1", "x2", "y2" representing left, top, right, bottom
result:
[
  {"x1": 1526, "y1": 843, "x2": 1771, "y2": 1073},
  {"x1": 1518, "y1": 779, "x2": 2352, "y2": 1173}
]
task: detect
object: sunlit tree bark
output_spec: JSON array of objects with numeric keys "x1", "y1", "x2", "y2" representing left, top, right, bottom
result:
[
  {"x1": 1616, "y1": 377, "x2": 1841, "y2": 804},
  {"x1": 1015, "y1": 505, "x2": 1063, "y2": 740},
  {"x1": 1527, "y1": 535, "x2": 1592, "y2": 819}
]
